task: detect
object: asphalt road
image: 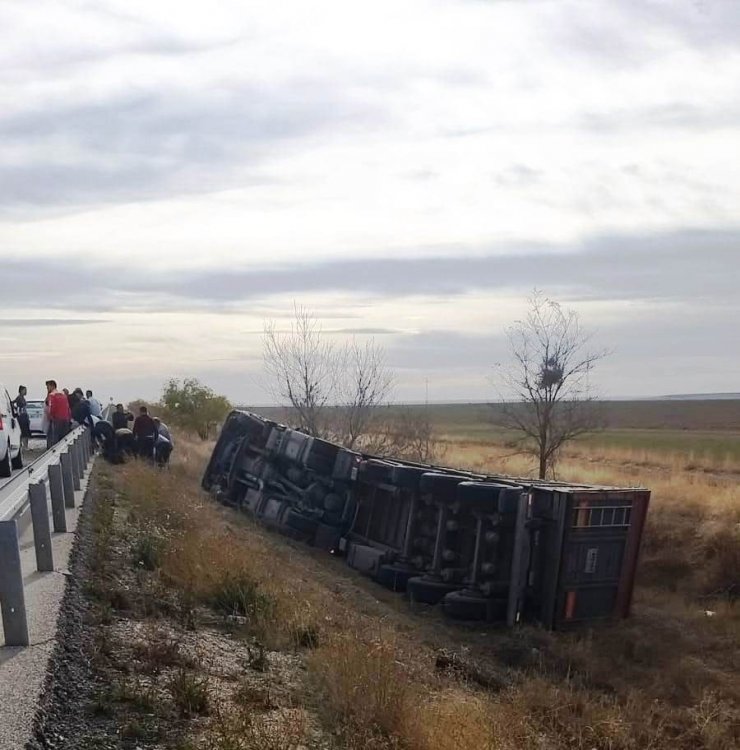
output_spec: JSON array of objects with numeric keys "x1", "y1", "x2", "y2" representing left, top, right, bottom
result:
[{"x1": 0, "y1": 439, "x2": 47, "y2": 492}]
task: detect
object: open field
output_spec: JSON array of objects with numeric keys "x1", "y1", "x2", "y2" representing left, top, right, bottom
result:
[
  {"x1": 245, "y1": 400, "x2": 740, "y2": 467},
  {"x1": 33, "y1": 404, "x2": 738, "y2": 749},
  {"x1": 418, "y1": 401, "x2": 740, "y2": 467}
]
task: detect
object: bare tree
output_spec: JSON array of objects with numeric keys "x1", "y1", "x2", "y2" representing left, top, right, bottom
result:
[
  {"x1": 262, "y1": 305, "x2": 394, "y2": 446},
  {"x1": 337, "y1": 340, "x2": 394, "y2": 449},
  {"x1": 263, "y1": 305, "x2": 338, "y2": 437},
  {"x1": 365, "y1": 406, "x2": 445, "y2": 464},
  {"x1": 494, "y1": 291, "x2": 607, "y2": 479}
]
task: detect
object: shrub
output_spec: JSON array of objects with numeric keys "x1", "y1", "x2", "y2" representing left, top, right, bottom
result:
[{"x1": 169, "y1": 670, "x2": 210, "y2": 717}]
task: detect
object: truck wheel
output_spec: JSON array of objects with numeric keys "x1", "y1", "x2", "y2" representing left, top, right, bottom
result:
[
  {"x1": 442, "y1": 590, "x2": 507, "y2": 622},
  {"x1": 323, "y1": 492, "x2": 343, "y2": 512},
  {"x1": 313, "y1": 523, "x2": 342, "y2": 553},
  {"x1": 407, "y1": 576, "x2": 460, "y2": 605},
  {"x1": 0, "y1": 445, "x2": 11, "y2": 477},
  {"x1": 392, "y1": 466, "x2": 427, "y2": 490},
  {"x1": 11, "y1": 444, "x2": 23, "y2": 470},
  {"x1": 283, "y1": 509, "x2": 319, "y2": 538},
  {"x1": 376, "y1": 564, "x2": 417, "y2": 592}
]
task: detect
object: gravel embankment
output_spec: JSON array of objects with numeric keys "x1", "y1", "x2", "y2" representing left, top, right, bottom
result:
[{"x1": 26, "y1": 474, "x2": 117, "y2": 749}]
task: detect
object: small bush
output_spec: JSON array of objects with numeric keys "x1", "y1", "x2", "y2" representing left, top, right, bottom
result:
[
  {"x1": 233, "y1": 681, "x2": 278, "y2": 710},
  {"x1": 121, "y1": 719, "x2": 147, "y2": 739},
  {"x1": 211, "y1": 571, "x2": 274, "y2": 620},
  {"x1": 205, "y1": 709, "x2": 308, "y2": 750},
  {"x1": 108, "y1": 677, "x2": 158, "y2": 712},
  {"x1": 309, "y1": 633, "x2": 410, "y2": 737},
  {"x1": 170, "y1": 670, "x2": 210, "y2": 717},
  {"x1": 132, "y1": 531, "x2": 164, "y2": 571},
  {"x1": 290, "y1": 623, "x2": 320, "y2": 650},
  {"x1": 402, "y1": 689, "x2": 500, "y2": 750},
  {"x1": 133, "y1": 631, "x2": 190, "y2": 673}
]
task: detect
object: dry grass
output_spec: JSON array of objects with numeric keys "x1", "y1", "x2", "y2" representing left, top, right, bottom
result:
[
  {"x1": 309, "y1": 631, "x2": 412, "y2": 740},
  {"x1": 441, "y1": 436, "x2": 740, "y2": 600},
  {"x1": 118, "y1": 460, "x2": 326, "y2": 649},
  {"x1": 103, "y1": 432, "x2": 739, "y2": 750}
]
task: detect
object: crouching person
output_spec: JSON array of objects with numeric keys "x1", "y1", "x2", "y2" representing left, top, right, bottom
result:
[
  {"x1": 93, "y1": 419, "x2": 118, "y2": 463},
  {"x1": 153, "y1": 417, "x2": 173, "y2": 466}
]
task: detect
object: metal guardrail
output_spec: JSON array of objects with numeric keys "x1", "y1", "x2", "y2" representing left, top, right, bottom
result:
[{"x1": 0, "y1": 425, "x2": 94, "y2": 647}]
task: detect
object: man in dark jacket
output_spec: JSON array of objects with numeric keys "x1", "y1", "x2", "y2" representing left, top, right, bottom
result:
[
  {"x1": 112, "y1": 404, "x2": 133, "y2": 431},
  {"x1": 71, "y1": 388, "x2": 91, "y2": 426},
  {"x1": 132, "y1": 406, "x2": 158, "y2": 460}
]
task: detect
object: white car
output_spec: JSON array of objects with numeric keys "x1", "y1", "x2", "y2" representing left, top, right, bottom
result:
[
  {"x1": 26, "y1": 399, "x2": 46, "y2": 436},
  {"x1": 0, "y1": 383, "x2": 23, "y2": 477}
]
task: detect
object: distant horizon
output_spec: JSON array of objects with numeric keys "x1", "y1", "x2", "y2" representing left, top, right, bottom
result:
[{"x1": 236, "y1": 392, "x2": 740, "y2": 409}]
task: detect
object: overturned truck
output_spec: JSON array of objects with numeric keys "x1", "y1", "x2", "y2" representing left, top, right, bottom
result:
[{"x1": 202, "y1": 410, "x2": 650, "y2": 630}]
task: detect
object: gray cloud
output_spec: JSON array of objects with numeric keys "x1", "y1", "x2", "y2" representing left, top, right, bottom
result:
[
  {"x1": 580, "y1": 102, "x2": 740, "y2": 133},
  {"x1": 387, "y1": 330, "x2": 507, "y2": 372},
  {"x1": 141, "y1": 228, "x2": 740, "y2": 306},
  {"x1": 0, "y1": 318, "x2": 108, "y2": 327},
  {"x1": 331, "y1": 327, "x2": 402, "y2": 335},
  {"x1": 549, "y1": 0, "x2": 740, "y2": 70},
  {"x1": 0, "y1": 83, "x2": 385, "y2": 210},
  {"x1": 3, "y1": 227, "x2": 737, "y2": 313}
]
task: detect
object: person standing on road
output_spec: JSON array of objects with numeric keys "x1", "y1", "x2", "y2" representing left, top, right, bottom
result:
[
  {"x1": 86, "y1": 390, "x2": 102, "y2": 418},
  {"x1": 71, "y1": 388, "x2": 91, "y2": 426},
  {"x1": 14, "y1": 385, "x2": 31, "y2": 450},
  {"x1": 45, "y1": 379, "x2": 71, "y2": 448}
]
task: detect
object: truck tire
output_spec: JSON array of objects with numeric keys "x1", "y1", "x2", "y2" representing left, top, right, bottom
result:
[
  {"x1": 11, "y1": 445, "x2": 23, "y2": 470},
  {"x1": 419, "y1": 473, "x2": 469, "y2": 502},
  {"x1": 359, "y1": 460, "x2": 396, "y2": 486},
  {"x1": 283, "y1": 509, "x2": 319, "y2": 538},
  {"x1": 305, "y1": 438, "x2": 340, "y2": 474},
  {"x1": 323, "y1": 493, "x2": 343, "y2": 513},
  {"x1": 375, "y1": 563, "x2": 417, "y2": 592},
  {"x1": 0, "y1": 445, "x2": 11, "y2": 477},
  {"x1": 407, "y1": 576, "x2": 460, "y2": 605},
  {"x1": 391, "y1": 465, "x2": 427, "y2": 490},
  {"x1": 313, "y1": 523, "x2": 342, "y2": 553},
  {"x1": 442, "y1": 590, "x2": 507, "y2": 622}
]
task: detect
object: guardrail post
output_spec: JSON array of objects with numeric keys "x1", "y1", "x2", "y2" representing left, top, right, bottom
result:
[
  {"x1": 60, "y1": 451, "x2": 76, "y2": 508},
  {"x1": 72, "y1": 437, "x2": 81, "y2": 480},
  {"x1": 79, "y1": 436, "x2": 87, "y2": 474},
  {"x1": 79, "y1": 434, "x2": 88, "y2": 473},
  {"x1": 29, "y1": 481, "x2": 54, "y2": 572},
  {"x1": 0, "y1": 520, "x2": 29, "y2": 647},
  {"x1": 77, "y1": 433, "x2": 86, "y2": 469},
  {"x1": 48, "y1": 463, "x2": 67, "y2": 532},
  {"x1": 70, "y1": 441, "x2": 81, "y2": 491},
  {"x1": 82, "y1": 430, "x2": 91, "y2": 465}
]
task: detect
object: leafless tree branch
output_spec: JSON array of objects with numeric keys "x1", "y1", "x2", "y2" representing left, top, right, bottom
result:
[
  {"x1": 262, "y1": 305, "x2": 394, "y2": 446},
  {"x1": 492, "y1": 290, "x2": 608, "y2": 478}
]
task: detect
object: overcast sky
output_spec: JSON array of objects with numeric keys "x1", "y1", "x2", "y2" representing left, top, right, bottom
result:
[{"x1": 1, "y1": 0, "x2": 738, "y2": 404}]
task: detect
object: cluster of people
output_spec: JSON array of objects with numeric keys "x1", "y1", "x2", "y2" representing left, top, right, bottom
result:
[
  {"x1": 14, "y1": 381, "x2": 173, "y2": 466},
  {"x1": 105, "y1": 403, "x2": 174, "y2": 466},
  {"x1": 12, "y1": 381, "x2": 103, "y2": 449},
  {"x1": 39, "y1": 381, "x2": 103, "y2": 448}
]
